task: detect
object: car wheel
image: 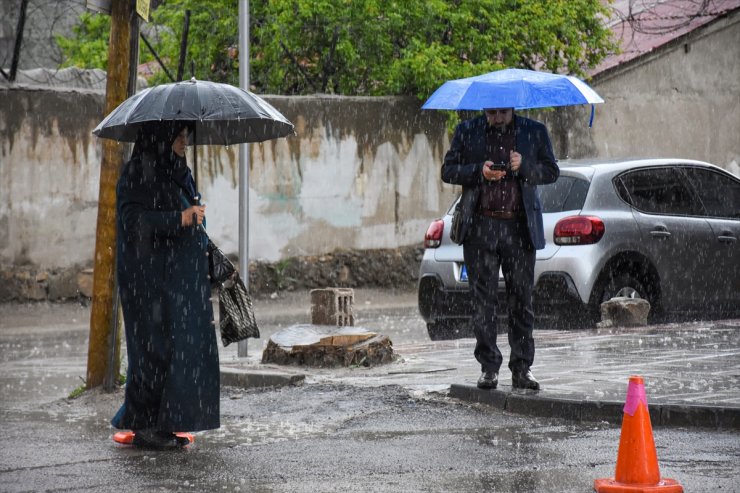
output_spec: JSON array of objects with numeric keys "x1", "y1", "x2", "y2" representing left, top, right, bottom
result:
[
  {"x1": 426, "y1": 320, "x2": 472, "y2": 341},
  {"x1": 598, "y1": 273, "x2": 648, "y2": 304}
]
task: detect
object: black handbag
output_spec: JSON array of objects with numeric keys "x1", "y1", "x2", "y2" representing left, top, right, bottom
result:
[
  {"x1": 449, "y1": 201, "x2": 463, "y2": 245},
  {"x1": 219, "y1": 271, "x2": 260, "y2": 346},
  {"x1": 449, "y1": 188, "x2": 480, "y2": 245},
  {"x1": 201, "y1": 233, "x2": 259, "y2": 345},
  {"x1": 206, "y1": 237, "x2": 236, "y2": 287}
]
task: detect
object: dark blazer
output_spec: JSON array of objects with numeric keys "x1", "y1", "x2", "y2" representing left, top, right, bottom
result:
[{"x1": 441, "y1": 114, "x2": 559, "y2": 249}]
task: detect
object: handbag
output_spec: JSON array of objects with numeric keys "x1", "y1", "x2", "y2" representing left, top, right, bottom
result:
[
  {"x1": 449, "y1": 188, "x2": 480, "y2": 245},
  {"x1": 219, "y1": 272, "x2": 260, "y2": 346},
  {"x1": 449, "y1": 201, "x2": 463, "y2": 245},
  {"x1": 207, "y1": 237, "x2": 236, "y2": 287}
]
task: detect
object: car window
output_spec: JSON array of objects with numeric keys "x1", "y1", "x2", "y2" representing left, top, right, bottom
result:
[
  {"x1": 680, "y1": 167, "x2": 740, "y2": 219},
  {"x1": 540, "y1": 176, "x2": 589, "y2": 213},
  {"x1": 616, "y1": 168, "x2": 702, "y2": 216}
]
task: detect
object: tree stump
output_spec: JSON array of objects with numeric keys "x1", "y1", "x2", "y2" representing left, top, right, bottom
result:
[{"x1": 261, "y1": 324, "x2": 395, "y2": 368}]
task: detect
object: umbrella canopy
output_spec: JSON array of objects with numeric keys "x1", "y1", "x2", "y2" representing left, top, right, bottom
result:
[
  {"x1": 92, "y1": 78, "x2": 295, "y2": 145},
  {"x1": 422, "y1": 68, "x2": 604, "y2": 111}
]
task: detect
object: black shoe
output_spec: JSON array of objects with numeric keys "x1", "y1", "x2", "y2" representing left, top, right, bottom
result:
[
  {"x1": 477, "y1": 371, "x2": 498, "y2": 389},
  {"x1": 154, "y1": 430, "x2": 191, "y2": 447},
  {"x1": 512, "y1": 369, "x2": 540, "y2": 390},
  {"x1": 132, "y1": 429, "x2": 186, "y2": 450}
]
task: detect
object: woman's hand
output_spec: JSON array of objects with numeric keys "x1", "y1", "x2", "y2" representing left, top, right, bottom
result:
[{"x1": 181, "y1": 204, "x2": 206, "y2": 227}]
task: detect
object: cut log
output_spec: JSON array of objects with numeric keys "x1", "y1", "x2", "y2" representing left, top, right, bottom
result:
[{"x1": 261, "y1": 324, "x2": 395, "y2": 368}]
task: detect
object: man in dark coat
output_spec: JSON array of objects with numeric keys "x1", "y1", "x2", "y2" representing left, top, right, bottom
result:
[
  {"x1": 442, "y1": 108, "x2": 559, "y2": 391},
  {"x1": 111, "y1": 122, "x2": 220, "y2": 449}
]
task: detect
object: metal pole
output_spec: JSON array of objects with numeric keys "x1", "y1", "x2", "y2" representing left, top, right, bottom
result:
[
  {"x1": 237, "y1": 0, "x2": 250, "y2": 357},
  {"x1": 176, "y1": 10, "x2": 191, "y2": 81}
]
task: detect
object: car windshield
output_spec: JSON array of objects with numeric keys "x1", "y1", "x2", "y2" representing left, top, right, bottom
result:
[{"x1": 540, "y1": 175, "x2": 589, "y2": 213}]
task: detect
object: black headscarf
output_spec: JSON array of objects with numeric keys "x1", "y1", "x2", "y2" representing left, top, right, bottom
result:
[{"x1": 125, "y1": 122, "x2": 198, "y2": 199}]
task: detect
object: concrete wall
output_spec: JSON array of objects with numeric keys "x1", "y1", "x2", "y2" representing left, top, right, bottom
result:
[
  {"x1": 1, "y1": 12, "x2": 738, "y2": 275},
  {"x1": 0, "y1": 89, "x2": 457, "y2": 269}
]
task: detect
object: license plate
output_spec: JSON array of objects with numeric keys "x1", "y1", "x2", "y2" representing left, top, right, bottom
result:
[{"x1": 460, "y1": 264, "x2": 468, "y2": 282}]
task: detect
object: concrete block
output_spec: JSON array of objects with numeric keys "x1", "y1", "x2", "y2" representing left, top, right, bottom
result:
[
  {"x1": 220, "y1": 368, "x2": 305, "y2": 389},
  {"x1": 577, "y1": 400, "x2": 624, "y2": 424},
  {"x1": 449, "y1": 384, "x2": 507, "y2": 409},
  {"x1": 310, "y1": 288, "x2": 354, "y2": 326},
  {"x1": 506, "y1": 392, "x2": 582, "y2": 421},
  {"x1": 659, "y1": 404, "x2": 740, "y2": 429}
]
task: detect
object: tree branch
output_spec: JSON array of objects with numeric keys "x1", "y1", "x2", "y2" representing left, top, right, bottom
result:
[
  {"x1": 320, "y1": 26, "x2": 340, "y2": 93},
  {"x1": 279, "y1": 39, "x2": 317, "y2": 92},
  {"x1": 140, "y1": 32, "x2": 176, "y2": 83}
]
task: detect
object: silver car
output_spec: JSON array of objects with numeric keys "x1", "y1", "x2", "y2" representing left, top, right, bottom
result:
[{"x1": 418, "y1": 158, "x2": 740, "y2": 340}]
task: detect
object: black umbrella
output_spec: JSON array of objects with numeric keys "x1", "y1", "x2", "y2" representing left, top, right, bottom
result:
[
  {"x1": 92, "y1": 77, "x2": 295, "y2": 145},
  {"x1": 93, "y1": 78, "x2": 287, "y2": 345}
]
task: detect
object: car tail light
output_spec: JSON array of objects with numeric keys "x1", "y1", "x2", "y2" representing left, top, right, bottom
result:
[
  {"x1": 424, "y1": 219, "x2": 445, "y2": 248},
  {"x1": 554, "y1": 216, "x2": 605, "y2": 245}
]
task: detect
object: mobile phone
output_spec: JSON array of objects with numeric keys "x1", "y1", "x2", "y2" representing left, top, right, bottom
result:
[{"x1": 489, "y1": 162, "x2": 506, "y2": 171}]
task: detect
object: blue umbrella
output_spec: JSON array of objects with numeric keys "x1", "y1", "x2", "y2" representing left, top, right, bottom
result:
[{"x1": 422, "y1": 68, "x2": 604, "y2": 116}]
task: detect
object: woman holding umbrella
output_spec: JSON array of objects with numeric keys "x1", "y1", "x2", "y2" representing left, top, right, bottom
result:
[
  {"x1": 111, "y1": 122, "x2": 220, "y2": 449},
  {"x1": 92, "y1": 78, "x2": 294, "y2": 448}
]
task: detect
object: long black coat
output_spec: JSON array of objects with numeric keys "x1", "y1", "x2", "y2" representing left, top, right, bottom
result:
[
  {"x1": 441, "y1": 114, "x2": 559, "y2": 248},
  {"x1": 111, "y1": 143, "x2": 219, "y2": 433}
]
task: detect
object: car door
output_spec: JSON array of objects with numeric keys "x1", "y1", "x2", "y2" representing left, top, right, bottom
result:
[
  {"x1": 680, "y1": 166, "x2": 740, "y2": 308},
  {"x1": 618, "y1": 167, "x2": 715, "y2": 310}
]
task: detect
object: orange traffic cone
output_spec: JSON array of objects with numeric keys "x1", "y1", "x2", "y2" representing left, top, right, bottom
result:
[{"x1": 594, "y1": 375, "x2": 683, "y2": 493}]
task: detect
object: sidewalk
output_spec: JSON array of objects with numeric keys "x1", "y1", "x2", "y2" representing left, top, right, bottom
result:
[{"x1": 224, "y1": 289, "x2": 740, "y2": 429}]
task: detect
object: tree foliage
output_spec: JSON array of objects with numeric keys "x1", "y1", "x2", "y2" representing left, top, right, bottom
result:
[
  {"x1": 56, "y1": 0, "x2": 617, "y2": 99},
  {"x1": 56, "y1": 12, "x2": 111, "y2": 71}
]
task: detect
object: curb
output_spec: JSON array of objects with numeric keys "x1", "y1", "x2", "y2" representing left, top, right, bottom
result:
[
  {"x1": 449, "y1": 384, "x2": 740, "y2": 429},
  {"x1": 220, "y1": 368, "x2": 306, "y2": 389}
]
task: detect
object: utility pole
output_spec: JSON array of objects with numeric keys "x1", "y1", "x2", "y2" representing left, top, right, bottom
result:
[{"x1": 86, "y1": 0, "x2": 140, "y2": 390}]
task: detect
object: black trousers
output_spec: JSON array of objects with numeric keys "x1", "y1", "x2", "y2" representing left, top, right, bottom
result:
[{"x1": 463, "y1": 214, "x2": 536, "y2": 374}]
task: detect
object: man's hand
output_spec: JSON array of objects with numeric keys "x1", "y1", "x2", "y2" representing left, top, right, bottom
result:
[
  {"x1": 482, "y1": 161, "x2": 506, "y2": 182},
  {"x1": 181, "y1": 204, "x2": 206, "y2": 227},
  {"x1": 510, "y1": 150, "x2": 522, "y2": 172}
]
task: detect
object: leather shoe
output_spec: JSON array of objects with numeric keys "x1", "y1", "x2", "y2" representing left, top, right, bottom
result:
[
  {"x1": 512, "y1": 369, "x2": 540, "y2": 390},
  {"x1": 477, "y1": 371, "x2": 498, "y2": 389}
]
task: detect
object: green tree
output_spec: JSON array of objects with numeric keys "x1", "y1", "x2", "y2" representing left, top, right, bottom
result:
[
  {"x1": 56, "y1": 12, "x2": 111, "y2": 70},
  {"x1": 56, "y1": 0, "x2": 617, "y2": 99}
]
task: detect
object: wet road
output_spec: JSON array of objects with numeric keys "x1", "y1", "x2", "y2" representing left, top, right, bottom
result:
[{"x1": 1, "y1": 298, "x2": 739, "y2": 492}]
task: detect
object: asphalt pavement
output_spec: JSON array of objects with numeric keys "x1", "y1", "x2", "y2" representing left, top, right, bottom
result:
[
  {"x1": 1, "y1": 288, "x2": 738, "y2": 431},
  {"x1": 1, "y1": 289, "x2": 739, "y2": 491},
  {"x1": 220, "y1": 288, "x2": 740, "y2": 429}
]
